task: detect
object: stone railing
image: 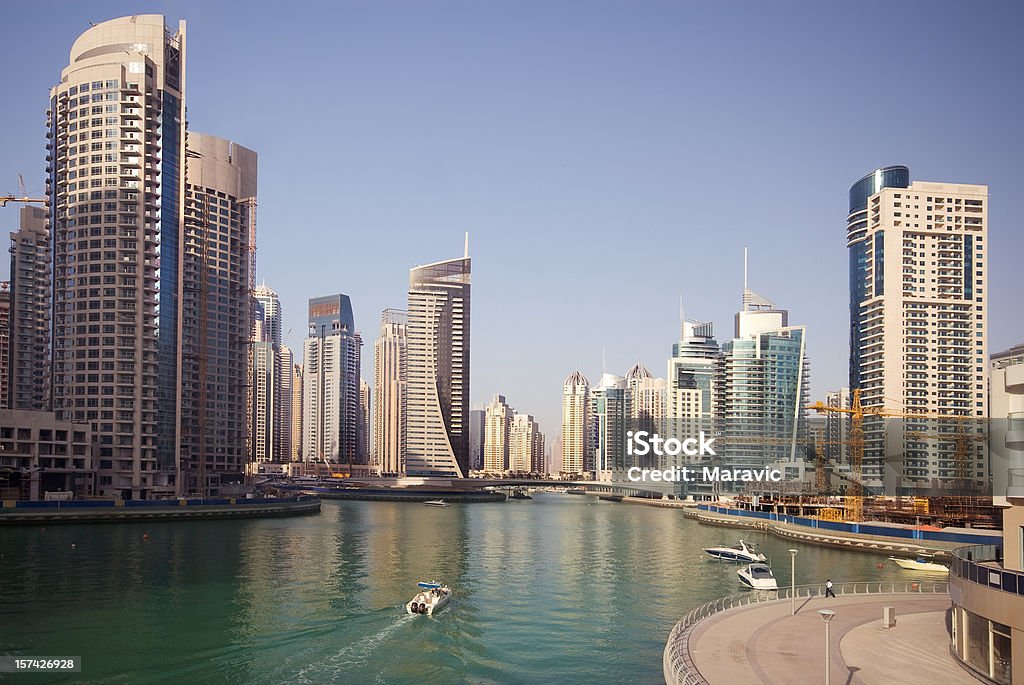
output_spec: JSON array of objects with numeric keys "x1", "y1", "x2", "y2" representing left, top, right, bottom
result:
[{"x1": 663, "y1": 580, "x2": 949, "y2": 685}]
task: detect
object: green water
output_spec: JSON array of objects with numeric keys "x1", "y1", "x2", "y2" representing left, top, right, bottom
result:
[{"x1": 0, "y1": 495, "x2": 940, "y2": 684}]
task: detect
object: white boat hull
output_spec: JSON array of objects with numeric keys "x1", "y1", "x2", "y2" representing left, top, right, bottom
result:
[
  {"x1": 737, "y1": 564, "x2": 779, "y2": 590},
  {"x1": 889, "y1": 557, "x2": 949, "y2": 573}
]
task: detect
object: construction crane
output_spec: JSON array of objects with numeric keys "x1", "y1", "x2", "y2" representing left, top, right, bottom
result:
[
  {"x1": 809, "y1": 389, "x2": 984, "y2": 522},
  {"x1": 0, "y1": 195, "x2": 47, "y2": 207}
]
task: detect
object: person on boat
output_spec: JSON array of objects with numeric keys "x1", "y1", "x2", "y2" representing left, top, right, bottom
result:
[
  {"x1": 419, "y1": 603, "x2": 426, "y2": 613},
  {"x1": 825, "y1": 578, "x2": 836, "y2": 597}
]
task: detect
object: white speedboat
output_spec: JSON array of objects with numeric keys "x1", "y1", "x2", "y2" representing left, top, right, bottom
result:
[
  {"x1": 889, "y1": 556, "x2": 949, "y2": 573},
  {"x1": 703, "y1": 540, "x2": 766, "y2": 562},
  {"x1": 423, "y1": 500, "x2": 450, "y2": 507},
  {"x1": 406, "y1": 581, "x2": 452, "y2": 615},
  {"x1": 737, "y1": 563, "x2": 779, "y2": 590}
]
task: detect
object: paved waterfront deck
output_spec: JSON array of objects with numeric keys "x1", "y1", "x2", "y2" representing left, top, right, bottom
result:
[{"x1": 687, "y1": 593, "x2": 972, "y2": 684}]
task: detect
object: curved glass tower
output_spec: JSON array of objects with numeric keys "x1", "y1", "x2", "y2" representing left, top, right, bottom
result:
[
  {"x1": 847, "y1": 166, "x2": 909, "y2": 392},
  {"x1": 405, "y1": 256, "x2": 471, "y2": 478}
]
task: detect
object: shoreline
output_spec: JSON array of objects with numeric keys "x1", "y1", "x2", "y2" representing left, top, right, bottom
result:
[
  {"x1": 619, "y1": 496, "x2": 996, "y2": 558},
  {"x1": 0, "y1": 496, "x2": 321, "y2": 525}
]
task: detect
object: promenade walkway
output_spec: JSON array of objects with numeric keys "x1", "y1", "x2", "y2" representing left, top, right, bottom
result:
[{"x1": 685, "y1": 593, "x2": 971, "y2": 684}]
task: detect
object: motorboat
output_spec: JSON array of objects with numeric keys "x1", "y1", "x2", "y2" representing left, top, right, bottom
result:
[
  {"x1": 509, "y1": 489, "x2": 532, "y2": 500},
  {"x1": 703, "y1": 540, "x2": 766, "y2": 562},
  {"x1": 406, "y1": 581, "x2": 452, "y2": 615},
  {"x1": 889, "y1": 556, "x2": 949, "y2": 573},
  {"x1": 737, "y1": 563, "x2": 779, "y2": 590},
  {"x1": 423, "y1": 500, "x2": 450, "y2": 507}
]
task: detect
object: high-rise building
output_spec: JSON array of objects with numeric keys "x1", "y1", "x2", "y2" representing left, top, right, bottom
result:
[
  {"x1": 254, "y1": 283, "x2": 281, "y2": 347},
  {"x1": 0, "y1": 284, "x2": 9, "y2": 408},
  {"x1": 509, "y1": 413, "x2": 543, "y2": 474},
  {"x1": 718, "y1": 270, "x2": 809, "y2": 472},
  {"x1": 47, "y1": 15, "x2": 186, "y2": 498},
  {"x1": 625, "y1": 361, "x2": 665, "y2": 467},
  {"x1": 469, "y1": 408, "x2": 485, "y2": 472},
  {"x1": 665, "y1": 318, "x2": 720, "y2": 493},
  {"x1": 561, "y1": 370, "x2": 589, "y2": 475},
  {"x1": 279, "y1": 345, "x2": 293, "y2": 462},
  {"x1": 847, "y1": 167, "x2": 988, "y2": 493},
  {"x1": 358, "y1": 378, "x2": 370, "y2": 464},
  {"x1": 373, "y1": 309, "x2": 407, "y2": 476},
  {"x1": 8, "y1": 206, "x2": 51, "y2": 411},
  {"x1": 405, "y1": 252, "x2": 470, "y2": 478},
  {"x1": 251, "y1": 338, "x2": 280, "y2": 464},
  {"x1": 290, "y1": 363, "x2": 303, "y2": 461},
  {"x1": 179, "y1": 133, "x2": 256, "y2": 490},
  {"x1": 824, "y1": 387, "x2": 850, "y2": 467},
  {"x1": 483, "y1": 394, "x2": 513, "y2": 473},
  {"x1": 303, "y1": 294, "x2": 361, "y2": 465},
  {"x1": 591, "y1": 373, "x2": 631, "y2": 481}
]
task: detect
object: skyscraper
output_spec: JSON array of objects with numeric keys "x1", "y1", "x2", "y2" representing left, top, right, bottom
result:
[
  {"x1": 47, "y1": 15, "x2": 186, "y2": 498},
  {"x1": 666, "y1": 318, "x2": 720, "y2": 492},
  {"x1": 561, "y1": 370, "x2": 589, "y2": 475},
  {"x1": 358, "y1": 378, "x2": 370, "y2": 464},
  {"x1": 847, "y1": 167, "x2": 988, "y2": 493},
  {"x1": 824, "y1": 387, "x2": 850, "y2": 467},
  {"x1": 719, "y1": 266, "x2": 809, "y2": 472},
  {"x1": 625, "y1": 362, "x2": 665, "y2": 467},
  {"x1": 250, "y1": 285, "x2": 282, "y2": 465},
  {"x1": 254, "y1": 283, "x2": 281, "y2": 346},
  {"x1": 469, "y1": 408, "x2": 485, "y2": 472},
  {"x1": 279, "y1": 345, "x2": 294, "y2": 462},
  {"x1": 483, "y1": 394, "x2": 513, "y2": 473},
  {"x1": 591, "y1": 373, "x2": 631, "y2": 481},
  {"x1": 405, "y1": 251, "x2": 471, "y2": 478},
  {"x1": 179, "y1": 133, "x2": 256, "y2": 488},
  {"x1": 291, "y1": 362, "x2": 303, "y2": 461},
  {"x1": 373, "y1": 308, "x2": 407, "y2": 476},
  {"x1": 0, "y1": 284, "x2": 9, "y2": 408},
  {"x1": 8, "y1": 206, "x2": 51, "y2": 411},
  {"x1": 509, "y1": 413, "x2": 544, "y2": 474},
  {"x1": 303, "y1": 294, "x2": 361, "y2": 465}
]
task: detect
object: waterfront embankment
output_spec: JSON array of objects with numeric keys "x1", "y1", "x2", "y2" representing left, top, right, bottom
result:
[{"x1": 0, "y1": 495, "x2": 321, "y2": 524}]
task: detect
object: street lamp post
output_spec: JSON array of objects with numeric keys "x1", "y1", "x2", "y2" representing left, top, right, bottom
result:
[
  {"x1": 818, "y1": 609, "x2": 836, "y2": 685},
  {"x1": 788, "y1": 549, "x2": 798, "y2": 614}
]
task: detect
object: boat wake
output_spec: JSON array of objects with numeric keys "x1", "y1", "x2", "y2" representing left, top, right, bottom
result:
[{"x1": 283, "y1": 612, "x2": 417, "y2": 684}]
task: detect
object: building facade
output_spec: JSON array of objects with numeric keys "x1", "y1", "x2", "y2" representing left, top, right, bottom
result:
[
  {"x1": 290, "y1": 362, "x2": 302, "y2": 461},
  {"x1": 469, "y1": 408, "x2": 484, "y2": 472},
  {"x1": 303, "y1": 294, "x2": 361, "y2": 465},
  {"x1": 483, "y1": 394, "x2": 513, "y2": 473},
  {"x1": 509, "y1": 412, "x2": 543, "y2": 474},
  {"x1": 405, "y1": 255, "x2": 470, "y2": 478},
  {"x1": 847, "y1": 167, "x2": 988, "y2": 493},
  {"x1": 591, "y1": 372, "x2": 631, "y2": 481},
  {"x1": 718, "y1": 283, "x2": 809, "y2": 472},
  {"x1": 358, "y1": 378, "x2": 370, "y2": 464},
  {"x1": 179, "y1": 133, "x2": 255, "y2": 491},
  {"x1": 561, "y1": 370, "x2": 589, "y2": 475},
  {"x1": 47, "y1": 15, "x2": 186, "y2": 498},
  {"x1": 372, "y1": 308, "x2": 406, "y2": 475},
  {"x1": 8, "y1": 206, "x2": 51, "y2": 411},
  {"x1": 0, "y1": 409, "x2": 95, "y2": 500},
  {"x1": 278, "y1": 345, "x2": 293, "y2": 462}
]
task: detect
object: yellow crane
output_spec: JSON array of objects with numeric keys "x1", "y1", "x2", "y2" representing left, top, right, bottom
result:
[
  {"x1": 809, "y1": 388, "x2": 984, "y2": 522},
  {"x1": 0, "y1": 195, "x2": 47, "y2": 207}
]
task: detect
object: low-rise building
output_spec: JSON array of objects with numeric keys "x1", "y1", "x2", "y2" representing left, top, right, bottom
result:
[{"x1": 0, "y1": 409, "x2": 94, "y2": 500}]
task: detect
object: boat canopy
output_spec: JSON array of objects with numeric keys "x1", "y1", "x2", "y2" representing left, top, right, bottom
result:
[{"x1": 417, "y1": 582, "x2": 442, "y2": 589}]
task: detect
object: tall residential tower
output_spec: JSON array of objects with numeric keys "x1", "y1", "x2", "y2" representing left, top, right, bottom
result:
[
  {"x1": 405, "y1": 251, "x2": 471, "y2": 478},
  {"x1": 847, "y1": 167, "x2": 988, "y2": 493}
]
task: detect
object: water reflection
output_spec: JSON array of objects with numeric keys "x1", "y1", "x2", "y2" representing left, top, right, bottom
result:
[{"x1": 0, "y1": 494, "x2": 945, "y2": 684}]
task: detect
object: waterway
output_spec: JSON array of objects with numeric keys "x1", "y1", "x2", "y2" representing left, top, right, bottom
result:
[{"x1": 0, "y1": 494, "x2": 944, "y2": 684}]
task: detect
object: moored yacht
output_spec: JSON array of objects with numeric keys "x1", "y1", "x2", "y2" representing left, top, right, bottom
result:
[
  {"x1": 406, "y1": 581, "x2": 452, "y2": 615},
  {"x1": 737, "y1": 563, "x2": 779, "y2": 590},
  {"x1": 703, "y1": 540, "x2": 766, "y2": 562},
  {"x1": 423, "y1": 500, "x2": 450, "y2": 507}
]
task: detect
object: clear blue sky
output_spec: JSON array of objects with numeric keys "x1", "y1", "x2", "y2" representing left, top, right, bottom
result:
[{"x1": 2, "y1": 1, "x2": 1022, "y2": 439}]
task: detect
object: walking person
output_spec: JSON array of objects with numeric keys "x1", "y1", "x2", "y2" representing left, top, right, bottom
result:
[{"x1": 825, "y1": 578, "x2": 836, "y2": 598}]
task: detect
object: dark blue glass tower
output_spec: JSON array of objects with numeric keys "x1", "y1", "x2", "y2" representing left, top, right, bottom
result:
[{"x1": 847, "y1": 166, "x2": 909, "y2": 392}]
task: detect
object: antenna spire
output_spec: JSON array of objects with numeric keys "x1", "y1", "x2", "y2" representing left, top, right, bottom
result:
[{"x1": 464, "y1": 232, "x2": 469, "y2": 259}]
